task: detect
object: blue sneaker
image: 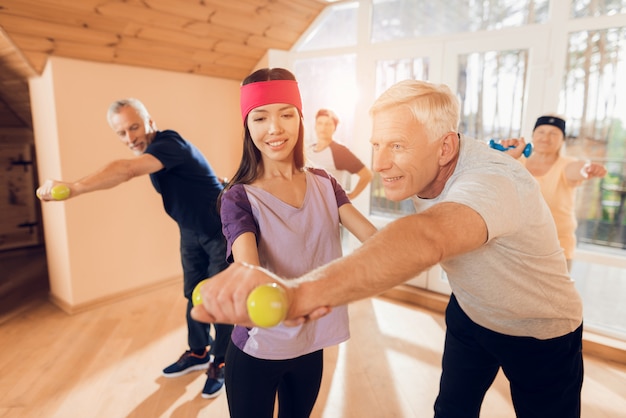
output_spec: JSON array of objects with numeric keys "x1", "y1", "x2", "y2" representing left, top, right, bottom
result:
[
  {"x1": 201, "y1": 362, "x2": 225, "y2": 399},
  {"x1": 162, "y1": 350, "x2": 210, "y2": 377}
]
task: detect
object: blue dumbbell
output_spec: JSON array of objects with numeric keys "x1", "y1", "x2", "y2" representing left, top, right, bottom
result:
[{"x1": 489, "y1": 139, "x2": 532, "y2": 157}]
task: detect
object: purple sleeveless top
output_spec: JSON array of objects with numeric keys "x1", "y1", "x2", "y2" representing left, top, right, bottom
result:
[{"x1": 220, "y1": 168, "x2": 351, "y2": 360}]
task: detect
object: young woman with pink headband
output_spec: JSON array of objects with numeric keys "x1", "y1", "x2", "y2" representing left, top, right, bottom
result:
[{"x1": 218, "y1": 68, "x2": 377, "y2": 418}]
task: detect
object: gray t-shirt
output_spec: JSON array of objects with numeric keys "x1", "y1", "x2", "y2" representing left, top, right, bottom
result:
[{"x1": 412, "y1": 135, "x2": 583, "y2": 339}]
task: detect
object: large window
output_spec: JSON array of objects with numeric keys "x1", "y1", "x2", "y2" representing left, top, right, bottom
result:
[
  {"x1": 371, "y1": 0, "x2": 549, "y2": 42},
  {"x1": 458, "y1": 49, "x2": 527, "y2": 140},
  {"x1": 296, "y1": 2, "x2": 358, "y2": 51},
  {"x1": 571, "y1": 0, "x2": 626, "y2": 17},
  {"x1": 560, "y1": 26, "x2": 626, "y2": 248},
  {"x1": 286, "y1": 0, "x2": 626, "y2": 339}
]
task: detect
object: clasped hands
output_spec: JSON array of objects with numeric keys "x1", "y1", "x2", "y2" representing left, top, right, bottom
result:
[{"x1": 190, "y1": 261, "x2": 332, "y2": 328}]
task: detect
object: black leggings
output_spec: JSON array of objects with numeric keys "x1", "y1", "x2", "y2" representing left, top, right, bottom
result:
[
  {"x1": 435, "y1": 294, "x2": 584, "y2": 418},
  {"x1": 225, "y1": 341, "x2": 323, "y2": 418}
]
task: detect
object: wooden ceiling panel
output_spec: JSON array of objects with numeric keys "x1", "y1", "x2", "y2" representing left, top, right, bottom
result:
[
  {"x1": 0, "y1": 0, "x2": 127, "y2": 34},
  {"x1": 0, "y1": 15, "x2": 121, "y2": 47},
  {"x1": 263, "y1": 0, "x2": 327, "y2": 22},
  {"x1": 133, "y1": 27, "x2": 219, "y2": 51},
  {"x1": 210, "y1": 10, "x2": 275, "y2": 36},
  {"x1": 94, "y1": 2, "x2": 196, "y2": 31},
  {"x1": 50, "y1": 40, "x2": 117, "y2": 63},
  {"x1": 183, "y1": 20, "x2": 250, "y2": 42},
  {"x1": 20, "y1": 51, "x2": 48, "y2": 75},
  {"x1": 202, "y1": 0, "x2": 276, "y2": 16},
  {"x1": 264, "y1": 26, "x2": 303, "y2": 43},
  {"x1": 212, "y1": 40, "x2": 265, "y2": 58},
  {"x1": 5, "y1": 34, "x2": 55, "y2": 54},
  {"x1": 247, "y1": 34, "x2": 293, "y2": 51},
  {"x1": 137, "y1": 0, "x2": 218, "y2": 21},
  {"x1": 0, "y1": 0, "x2": 328, "y2": 132}
]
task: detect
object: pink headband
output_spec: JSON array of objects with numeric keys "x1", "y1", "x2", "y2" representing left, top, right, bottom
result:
[{"x1": 240, "y1": 80, "x2": 303, "y2": 121}]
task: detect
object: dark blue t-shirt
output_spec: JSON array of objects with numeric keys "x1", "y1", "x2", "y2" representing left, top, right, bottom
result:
[{"x1": 144, "y1": 130, "x2": 222, "y2": 236}]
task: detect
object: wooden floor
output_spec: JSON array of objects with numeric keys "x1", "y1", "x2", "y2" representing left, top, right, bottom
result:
[{"x1": 1, "y1": 282, "x2": 625, "y2": 418}]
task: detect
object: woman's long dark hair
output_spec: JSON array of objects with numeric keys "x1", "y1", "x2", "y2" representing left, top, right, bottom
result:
[{"x1": 222, "y1": 68, "x2": 305, "y2": 193}]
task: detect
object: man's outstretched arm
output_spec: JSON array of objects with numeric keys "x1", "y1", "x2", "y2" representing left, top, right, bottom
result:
[
  {"x1": 37, "y1": 154, "x2": 163, "y2": 201},
  {"x1": 191, "y1": 202, "x2": 487, "y2": 327}
]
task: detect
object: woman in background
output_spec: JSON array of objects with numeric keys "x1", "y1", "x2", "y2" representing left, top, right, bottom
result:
[{"x1": 520, "y1": 115, "x2": 607, "y2": 270}]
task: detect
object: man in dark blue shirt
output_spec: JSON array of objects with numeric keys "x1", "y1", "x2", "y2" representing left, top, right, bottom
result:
[{"x1": 36, "y1": 98, "x2": 231, "y2": 399}]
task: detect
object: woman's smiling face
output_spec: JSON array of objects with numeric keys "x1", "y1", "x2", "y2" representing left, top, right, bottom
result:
[
  {"x1": 532, "y1": 124, "x2": 564, "y2": 155},
  {"x1": 247, "y1": 103, "x2": 301, "y2": 162}
]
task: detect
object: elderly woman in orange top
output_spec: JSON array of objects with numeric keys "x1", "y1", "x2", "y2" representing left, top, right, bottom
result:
[{"x1": 520, "y1": 115, "x2": 607, "y2": 270}]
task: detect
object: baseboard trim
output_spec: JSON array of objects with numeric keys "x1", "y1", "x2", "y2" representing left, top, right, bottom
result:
[
  {"x1": 48, "y1": 276, "x2": 181, "y2": 315},
  {"x1": 380, "y1": 284, "x2": 626, "y2": 365}
]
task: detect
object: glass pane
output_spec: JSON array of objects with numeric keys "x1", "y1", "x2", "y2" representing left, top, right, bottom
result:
[
  {"x1": 571, "y1": 258, "x2": 626, "y2": 340},
  {"x1": 370, "y1": 57, "x2": 429, "y2": 218},
  {"x1": 573, "y1": 161, "x2": 626, "y2": 341},
  {"x1": 560, "y1": 27, "x2": 626, "y2": 249},
  {"x1": 571, "y1": 0, "x2": 626, "y2": 18},
  {"x1": 575, "y1": 161, "x2": 626, "y2": 249},
  {"x1": 560, "y1": 27, "x2": 626, "y2": 142},
  {"x1": 375, "y1": 58, "x2": 429, "y2": 97},
  {"x1": 296, "y1": 2, "x2": 358, "y2": 51},
  {"x1": 371, "y1": 0, "x2": 549, "y2": 43},
  {"x1": 293, "y1": 55, "x2": 358, "y2": 145},
  {"x1": 458, "y1": 50, "x2": 527, "y2": 141}
]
